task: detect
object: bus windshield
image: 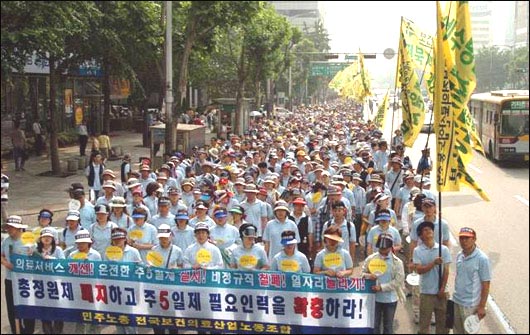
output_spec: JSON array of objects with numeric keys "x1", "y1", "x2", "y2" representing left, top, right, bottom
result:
[{"x1": 501, "y1": 109, "x2": 529, "y2": 136}]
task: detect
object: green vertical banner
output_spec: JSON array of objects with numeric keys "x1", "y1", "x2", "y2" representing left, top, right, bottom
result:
[{"x1": 374, "y1": 90, "x2": 390, "y2": 128}]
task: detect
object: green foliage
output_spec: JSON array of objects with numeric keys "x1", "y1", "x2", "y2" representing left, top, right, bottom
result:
[
  {"x1": 245, "y1": 4, "x2": 294, "y2": 82},
  {"x1": 475, "y1": 45, "x2": 529, "y2": 92},
  {"x1": 56, "y1": 129, "x2": 78, "y2": 147},
  {"x1": 1, "y1": 1, "x2": 99, "y2": 78},
  {"x1": 289, "y1": 19, "x2": 331, "y2": 105}
]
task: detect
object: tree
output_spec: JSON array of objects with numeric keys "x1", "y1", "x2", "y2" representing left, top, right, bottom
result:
[
  {"x1": 232, "y1": 4, "x2": 296, "y2": 132},
  {"x1": 166, "y1": 1, "x2": 260, "y2": 151},
  {"x1": 474, "y1": 45, "x2": 529, "y2": 92},
  {"x1": 288, "y1": 19, "x2": 331, "y2": 106},
  {"x1": 78, "y1": 1, "x2": 162, "y2": 134},
  {"x1": 1, "y1": 1, "x2": 98, "y2": 175},
  {"x1": 507, "y1": 46, "x2": 529, "y2": 90}
]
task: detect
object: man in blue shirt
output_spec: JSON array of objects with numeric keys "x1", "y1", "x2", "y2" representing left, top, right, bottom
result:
[
  {"x1": 413, "y1": 221, "x2": 451, "y2": 334},
  {"x1": 453, "y1": 227, "x2": 492, "y2": 334}
]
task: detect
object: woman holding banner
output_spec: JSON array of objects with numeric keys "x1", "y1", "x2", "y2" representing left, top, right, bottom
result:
[
  {"x1": 1, "y1": 215, "x2": 36, "y2": 334},
  {"x1": 229, "y1": 224, "x2": 269, "y2": 270},
  {"x1": 313, "y1": 225, "x2": 353, "y2": 278},
  {"x1": 362, "y1": 233, "x2": 405, "y2": 334},
  {"x1": 35, "y1": 227, "x2": 65, "y2": 334}
]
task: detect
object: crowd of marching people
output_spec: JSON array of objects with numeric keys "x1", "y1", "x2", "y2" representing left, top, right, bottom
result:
[{"x1": 2, "y1": 101, "x2": 491, "y2": 334}]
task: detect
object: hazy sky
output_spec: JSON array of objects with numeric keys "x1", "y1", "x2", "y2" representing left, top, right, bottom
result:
[
  {"x1": 322, "y1": 1, "x2": 437, "y2": 88},
  {"x1": 323, "y1": 1, "x2": 437, "y2": 54},
  {"x1": 322, "y1": 1, "x2": 512, "y2": 89}
]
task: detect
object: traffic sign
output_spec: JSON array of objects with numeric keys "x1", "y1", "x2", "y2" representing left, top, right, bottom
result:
[
  {"x1": 310, "y1": 62, "x2": 349, "y2": 78},
  {"x1": 383, "y1": 48, "x2": 396, "y2": 59}
]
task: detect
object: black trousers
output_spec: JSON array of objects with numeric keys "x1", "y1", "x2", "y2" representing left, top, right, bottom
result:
[
  {"x1": 42, "y1": 320, "x2": 64, "y2": 334},
  {"x1": 153, "y1": 326, "x2": 178, "y2": 334},
  {"x1": 5, "y1": 278, "x2": 35, "y2": 334},
  {"x1": 79, "y1": 135, "x2": 88, "y2": 156}
]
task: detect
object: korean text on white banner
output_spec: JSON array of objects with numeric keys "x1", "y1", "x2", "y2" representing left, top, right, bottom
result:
[{"x1": 12, "y1": 255, "x2": 376, "y2": 334}]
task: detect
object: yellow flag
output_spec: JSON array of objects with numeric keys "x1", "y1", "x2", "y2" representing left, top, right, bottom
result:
[
  {"x1": 427, "y1": 4, "x2": 484, "y2": 156},
  {"x1": 374, "y1": 90, "x2": 390, "y2": 128},
  {"x1": 435, "y1": 1, "x2": 489, "y2": 201},
  {"x1": 358, "y1": 50, "x2": 372, "y2": 100},
  {"x1": 329, "y1": 61, "x2": 359, "y2": 99},
  {"x1": 396, "y1": 18, "x2": 433, "y2": 147}
]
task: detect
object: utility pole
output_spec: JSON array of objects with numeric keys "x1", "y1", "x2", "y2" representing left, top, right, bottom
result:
[{"x1": 164, "y1": 1, "x2": 174, "y2": 155}]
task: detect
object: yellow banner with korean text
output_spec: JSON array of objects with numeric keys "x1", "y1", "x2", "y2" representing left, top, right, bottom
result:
[
  {"x1": 434, "y1": 1, "x2": 489, "y2": 201},
  {"x1": 396, "y1": 18, "x2": 433, "y2": 147}
]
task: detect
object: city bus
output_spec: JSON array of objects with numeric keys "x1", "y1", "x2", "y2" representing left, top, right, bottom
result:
[{"x1": 469, "y1": 90, "x2": 529, "y2": 162}]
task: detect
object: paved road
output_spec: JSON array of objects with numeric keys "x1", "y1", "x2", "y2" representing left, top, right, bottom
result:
[{"x1": 386, "y1": 109, "x2": 527, "y2": 334}]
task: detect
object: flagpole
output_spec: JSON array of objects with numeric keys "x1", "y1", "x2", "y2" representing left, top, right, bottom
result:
[
  {"x1": 390, "y1": 17, "x2": 404, "y2": 149},
  {"x1": 435, "y1": 1, "x2": 444, "y2": 291}
]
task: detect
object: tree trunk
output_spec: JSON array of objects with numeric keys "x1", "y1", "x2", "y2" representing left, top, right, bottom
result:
[
  {"x1": 103, "y1": 63, "x2": 111, "y2": 134},
  {"x1": 31, "y1": 77, "x2": 39, "y2": 123},
  {"x1": 48, "y1": 55, "x2": 61, "y2": 175},
  {"x1": 169, "y1": 17, "x2": 196, "y2": 153},
  {"x1": 253, "y1": 79, "x2": 262, "y2": 110}
]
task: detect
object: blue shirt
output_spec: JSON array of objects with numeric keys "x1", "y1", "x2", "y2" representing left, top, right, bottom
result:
[
  {"x1": 314, "y1": 247, "x2": 353, "y2": 272},
  {"x1": 1, "y1": 236, "x2": 33, "y2": 280},
  {"x1": 151, "y1": 244, "x2": 183, "y2": 269},
  {"x1": 270, "y1": 250, "x2": 311, "y2": 273},
  {"x1": 367, "y1": 225, "x2": 402, "y2": 253},
  {"x1": 127, "y1": 222, "x2": 158, "y2": 264},
  {"x1": 69, "y1": 248, "x2": 102, "y2": 261},
  {"x1": 209, "y1": 224, "x2": 241, "y2": 250},
  {"x1": 79, "y1": 202, "x2": 96, "y2": 230},
  {"x1": 262, "y1": 218, "x2": 300, "y2": 260},
  {"x1": 410, "y1": 216, "x2": 450, "y2": 245},
  {"x1": 230, "y1": 244, "x2": 269, "y2": 270},
  {"x1": 453, "y1": 247, "x2": 492, "y2": 307},
  {"x1": 103, "y1": 244, "x2": 142, "y2": 264},
  {"x1": 183, "y1": 241, "x2": 224, "y2": 269},
  {"x1": 413, "y1": 242, "x2": 451, "y2": 294},
  {"x1": 172, "y1": 225, "x2": 196, "y2": 252},
  {"x1": 362, "y1": 253, "x2": 400, "y2": 303},
  {"x1": 150, "y1": 213, "x2": 176, "y2": 230}
]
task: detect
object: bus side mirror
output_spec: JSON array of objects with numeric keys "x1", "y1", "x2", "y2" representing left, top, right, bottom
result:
[{"x1": 493, "y1": 114, "x2": 499, "y2": 124}]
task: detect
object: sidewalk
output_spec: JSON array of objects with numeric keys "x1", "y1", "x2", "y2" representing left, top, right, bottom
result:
[
  {"x1": 3, "y1": 129, "x2": 217, "y2": 226},
  {"x1": 3, "y1": 130, "x2": 150, "y2": 225}
]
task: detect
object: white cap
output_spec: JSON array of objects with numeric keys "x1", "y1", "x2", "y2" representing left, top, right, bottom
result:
[
  {"x1": 75, "y1": 230, "x2": 92, "y2": 243},
  {"x1": 66, "y1": 210, "x2": 81, "y2": 221},
  {"x1": 2, "y1": 215, "x2": 27, "y2": 229},
  {"x1": 157, "y1": 224, "x2": 172, "y2": 238},
  {"x1": 40, "y1": 227, "x2": 56, "y2": 238}
]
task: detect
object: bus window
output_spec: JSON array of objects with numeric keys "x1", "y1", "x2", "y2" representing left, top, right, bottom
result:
[{"x1": 501, "y1": 113, "x2": 529, "y2": 136}]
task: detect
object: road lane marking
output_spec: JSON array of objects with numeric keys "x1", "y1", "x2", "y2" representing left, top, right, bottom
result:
[
  {"x1": 487, "y1": 295, "x2": 517, "y2": 334},
  {"x1": 514, "y1": 195, "x2": 529, "y2": 207},
  {"x1": 468, "y1": 163, "x2": 482, "y2": 174}
]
